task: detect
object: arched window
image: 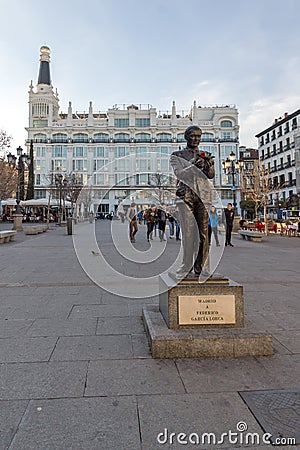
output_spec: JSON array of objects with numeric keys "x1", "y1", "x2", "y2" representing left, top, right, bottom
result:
[
  {"x1": 135, "y1": 133, "x2": 151, "y2": 142},
  {"x1": 177, "y1": 133, "x2": 186, "y2": 142},
  {"x1": 201, "y1": 133, "x2": 215, "y2": 142},
  {"x1": 52, "y1": 133, "x2": 68, "y2": 143},
  {"x1": 220, "y1": 120, "x2": 233, "y2": 128},
  {"x1": 156, "y1": 133, "x2": 172, "y2": 142},
  {"x1": 114, "y1": 133, "x2": 130, "y2": 142},
  {"x1": 94, "y1": 133, "x2": 109, "y2": 143},
  {"x1": 33, "y1": 133, "x2": 47, "y2": 143},
  {"x1": 73, "y1": 133, "x2": 89, "y2": 143}
]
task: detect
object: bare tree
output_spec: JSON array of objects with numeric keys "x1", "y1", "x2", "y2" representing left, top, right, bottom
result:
[
  {"x1": 240, "y1": 161, "x2": 279, "y2": 234},
  {"x1": 0, "y1": 130, "x2": 17, "y2": 200},
  {"x1": 148, "y1": 172, "x2": 176, "y2": 205}
]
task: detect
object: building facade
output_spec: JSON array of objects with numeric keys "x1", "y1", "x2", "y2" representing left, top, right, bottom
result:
[
  {"x1": 256, "y1": 111, "x2": 299, "y2": 209},
  {"x1": 26, "y1": 46, "x2": 240, "y2": 213}
]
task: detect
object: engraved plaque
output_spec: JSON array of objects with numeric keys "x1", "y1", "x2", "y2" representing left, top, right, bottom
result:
[{"x1": 178, "y1": 295, "x2": 236, "y2": 325}]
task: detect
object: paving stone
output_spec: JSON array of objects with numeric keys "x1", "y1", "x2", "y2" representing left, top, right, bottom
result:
[
  {"x1": 256, "y1": 354, "x2": 300, "y2": 389},
  {"x1": 51, "y1": 335, "x2": 132, "y2": 361},
  {"x1": 26, "y1": 318, "x2": 97, "y2": 337},
  {"x1": 138, "y1": 392, "x2": 264, "y2": 449},
  {"x1": 131, "y1": 334, "x2": 151, "y2": 359},
  {"x1": 69, "y1": 303, "x2": 129, "y2": 318},
  {"x1": 9, "y1": 397, "x2": 140, "y2": 450},
  {"x1": 7, "y1": 300, "x2": 73, "y2": 320},
  {"x1": 0, "y1": 337, "x2": 57, "y2": 363},
  {"x1": 96, "y1": 316, "x2": 144, "y2": 335},
  {"x1": 0, "y1": 400, "x2": 28, "y2": 449},
  {"x1": 0, "y1": 320, "x2": 33, "y2": 338},
  {"x1": 176, "y1": 357, "x2": 282, "y2": 393},
  {"x1": 272, "y1": 330, "x2": 300, "y2": 353},
  {"x1": 0, "y1": 361, "x2": 88, "y2": 400},
  {"x1": 85, "y1": 359, "x2": 185, "y2": 396}
]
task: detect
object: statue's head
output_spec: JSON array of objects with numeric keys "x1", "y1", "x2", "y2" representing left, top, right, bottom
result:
[{"x1": 184, "y1": 126, "x2": 202, "y2": 149}]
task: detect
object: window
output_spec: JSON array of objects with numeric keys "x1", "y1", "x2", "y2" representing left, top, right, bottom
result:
[
  {"x1": 34, "y1": 190, "x2": 46, "y2": 199},
  {"x1": 35, "y1": 160, "x2": 41, "y2": 171},
  {"x1": 35, "y1": 147, "x2": 46, "y2": 157},
  {"x1": 136, "y1": 147, "x2": 149, "y2": 155},
  {"x1": 136, "y1": 159, "x2": 151, "y2": 171},
  {"x1": 114, "y1": 133, "x2": 130, "y2": 142},
  {"x1": 136, "y1": 174, "x2": 149, "y2": 185},
  {"x1": 94, "y1": 159, "x2": 109, "y2": 171},
  {"x1": 157, "y1": 159, "x2": 169, "y2": 171},
  {"x1": 221, "y1": 190, "x2": 233, "y2": 199},
  {"x1": 114, "y1": 147, "x2": 130, "y2": 158},
  {"x1": 94, "y1": 133, "x2": 109, "y2": 143},
  {"x1": 157, "y1": 146, "x2": 170, "y2": 155},
  {"x1": 177, "y1": 133, "x2": 185, "y2": 142},
  {"x1": 201, "y1": 133, "x2": 214, "y2": 142},
  {"x1": 135, "y1": 133, "x2": 151, "y2": 142},
  {"x1": 52, "y1": 146, "x2": 67, "y2": 157},
  {"x1": 156, "y1": 133, "x2": 172, "y2": 142},
  {"x1": 73, "y1": 133, "x2": 89, "y2": 143},
  {"x1": 94, "y1": 147, "x2": 108, "y2": 158},
  {"x1": 52, "y1": 133, "x2": 68, "y2": 143},
  {"x1": 220, "y1": 120, "x2": 233, "y2": 127},
  {"x1": 73, "y1": 147, "x2": 87, "y2": 157},
  {"x1": 51, "y1": 160, "x2": 67, "y2": 171},
  {"x1": 32, "y1": 103, "x2": 49, "y2": 116},
  {"x1": 220, "y1": 132, "x2": 232, "y2": 141},
  {"x1": 114, "y1": 118, "x2": 129, "y2": 128},
  {"x1": 273, "y1": 144, "x2": 276, "y2": 156},
  {"x1": 72, "y1": 160, "x2": 87, "y2": 171},
  {"x1": 35, "y1": 174, "x2": 41, "y2": 185},
  {"x1": 115, "y1": 159, "x2": 130, "y2": 171},
  {"x1": 286, "y1": 138, "x2": 290, "y2": 150},
  {"x1": 135, "y1": 118, "x2": 150, "y2": 127},
  {"x1": 115, "y1": 173, "x2": 130, "y2": 185},
  {"x1": 94, "y1": 173, "x2": 109, "y2": 185},
  {"x1": 33, "y1": 133, "x2": 47, "y2": 143}
]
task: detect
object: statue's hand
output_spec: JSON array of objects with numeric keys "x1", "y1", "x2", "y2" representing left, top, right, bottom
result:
[
  {"x1": 193, "y1": 158, "x2": 205, "y2": 169},
  {"x1": 204, "y1": 155, "x2": 214, "y2": 168}
]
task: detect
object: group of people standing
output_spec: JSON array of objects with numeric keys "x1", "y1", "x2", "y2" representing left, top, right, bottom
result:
[{"x1": 125, "y1": 203, "x2": 181, "y2": 243}]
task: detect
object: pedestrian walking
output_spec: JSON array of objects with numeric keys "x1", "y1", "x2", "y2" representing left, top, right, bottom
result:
[
  {"x1": 144, "y1": 205, "x2": 156, "y2": 242},
  {"x1": 173, "y1": 206, "x2": 181, "y2": 241},
  {"x1": 208, "y1": 205, "x2": 220, "y2": 246},
  {"x1": 224, "y1": 203, "x2": 234, "y2": 246},
  {"x1": 127, "y1": 202, "x2": 138, "y2": 243},
  {"x1": 168, "y1": 209, "x2": 175, "y2": 239},
  {"x1": 157, "y1": 204, "x2": 167, "y2": 241}
]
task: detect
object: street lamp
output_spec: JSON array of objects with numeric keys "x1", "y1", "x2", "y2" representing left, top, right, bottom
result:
[
  {"x1": 7, "y1": 146, "x2": 31, "y2": 230},
  {"x1": 55, "y1": 173, "x2": 63, "y2": 224},
  {"x1": 222, "y1": 151, "x2": 243, "y2": 213}
]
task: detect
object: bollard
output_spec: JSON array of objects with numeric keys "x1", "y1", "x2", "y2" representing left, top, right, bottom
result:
[{"x1": 67, "y1": 217, "x2": 74, "y2": 235}]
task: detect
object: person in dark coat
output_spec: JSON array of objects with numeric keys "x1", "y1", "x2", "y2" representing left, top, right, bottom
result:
[{"x1": 224, "y1": 202, "x2": 235, "y2": 246}]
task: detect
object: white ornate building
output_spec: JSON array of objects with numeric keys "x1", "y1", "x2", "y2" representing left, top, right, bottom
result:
[
  {"x1": 26, "y1": 46, "x2": 240, "y2": 213},
  {"x1": 256, "y1": 111, "x2": 299, "y2": 208}
]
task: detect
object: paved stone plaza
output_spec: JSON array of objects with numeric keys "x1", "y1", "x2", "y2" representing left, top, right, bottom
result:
[{"x1": 0, "y1": 221, "x2": 299, "y2": 449}]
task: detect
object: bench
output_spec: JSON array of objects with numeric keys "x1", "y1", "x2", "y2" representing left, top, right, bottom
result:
[
  {"x1": 238, "y1": 230, "x2": 264, "y2": 242},
  {"x1": 0, "y1": 230, "x2": 17, "y2": 243},
  {"x1": 24, "y1": 225, "x2": 48, "y2": 235}
]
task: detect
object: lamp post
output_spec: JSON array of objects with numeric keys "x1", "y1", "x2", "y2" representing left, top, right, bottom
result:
[
  {"x1": 7, "y1": 146, "x2": 31, "y2": 231},
  {"x1": 222, "y1": 151, "x2": 243, "y2": 214},
  {"x1": 55, "y1": 173, "x2": 63, "y2": 225}
]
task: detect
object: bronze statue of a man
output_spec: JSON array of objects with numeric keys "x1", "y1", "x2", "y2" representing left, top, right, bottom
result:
[{"x1": 170, "y1": 125, "x2": 215, "y2": 277}]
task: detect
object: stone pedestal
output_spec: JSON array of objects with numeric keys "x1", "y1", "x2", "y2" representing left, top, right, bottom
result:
[
  {"x1": 143, "y1": 274, "x2": 273, "y2": 358},
  {"x1": 12, "y1": 214, "x2": 23, "y2": 231}
]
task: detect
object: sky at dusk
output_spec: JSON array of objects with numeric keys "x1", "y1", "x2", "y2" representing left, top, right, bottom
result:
[{"x1": 1, "y1": 0, "x2": 300, "y2": 150}]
